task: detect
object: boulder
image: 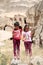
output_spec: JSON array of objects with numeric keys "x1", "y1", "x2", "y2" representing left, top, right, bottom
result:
[{"x1": 30, "y1": 56, "x2": 43, "y2": 65}]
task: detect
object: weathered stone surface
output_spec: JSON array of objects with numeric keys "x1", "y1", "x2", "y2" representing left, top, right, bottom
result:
[
  {"x1": 30, "y1": 56, "x2": 43, "y2": 65},
  {"x1": 33, "y1": 16, "x2": 43, "y2": 46},
  {"x1": 0, "y1": 0, "x2": 42, "y2": 14},
  {"x1": 31, "y1": 0, "x2": 43, "y2": 46},
  {"x1": 0, "y1": 0, "x2": 43, "y2": 47}
]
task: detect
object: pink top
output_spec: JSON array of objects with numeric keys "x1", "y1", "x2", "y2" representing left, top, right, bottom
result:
[{"x1": 13, "y1": 29, "x2": 21, "y2": 40}]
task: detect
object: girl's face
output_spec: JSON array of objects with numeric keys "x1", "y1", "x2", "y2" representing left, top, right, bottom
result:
[
  {"x1": 14, "y1": 26, "x2": 19, "y2": 30},
  {"x1": 25, "y1": 26, "x2": 29, "y2": 32}
]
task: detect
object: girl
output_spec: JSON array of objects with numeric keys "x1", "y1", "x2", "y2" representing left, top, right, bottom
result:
[
  {"x1": 12, "y1": 22, "x2": 22, "y2": 60},
  {"x1": 22, "y1": 24, "x2": 32, "y2": 58}
]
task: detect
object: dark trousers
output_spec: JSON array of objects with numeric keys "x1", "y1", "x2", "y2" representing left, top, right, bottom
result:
[
  {"x1": 13, "y1": 39, "x2": 20, "y2": 57},
  {"x1": 24, "y1": 42, "x2": 32, "y2": 55}
]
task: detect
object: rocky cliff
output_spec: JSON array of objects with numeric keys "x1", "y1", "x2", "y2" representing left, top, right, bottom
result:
[
  {"x1": 0, "y1": 0, "x2": 43, "y2": 46},
  {"x1": 0, "y1": 0, "x2": 42, "y2": 14}
]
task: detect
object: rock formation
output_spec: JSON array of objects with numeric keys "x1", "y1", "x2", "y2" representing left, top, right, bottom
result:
[
  {"x1": 0, "y1": 0, "x2": 43, "y2": 46},
  {"x1": 32, "y1": 0, "x2": 43, "y2": 47}
]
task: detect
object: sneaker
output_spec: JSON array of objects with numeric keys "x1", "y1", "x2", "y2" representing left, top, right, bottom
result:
[
  {"x1": 11, "y1": 58, "x2": 17, "y2": 64},
  {"x1": 16, "y1": 58, "x2": 21, "y2": 64}
]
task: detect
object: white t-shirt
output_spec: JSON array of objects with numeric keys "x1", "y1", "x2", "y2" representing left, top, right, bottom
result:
[{"x1": 22, "y1": 31, "x2": 32, "y2": 42}]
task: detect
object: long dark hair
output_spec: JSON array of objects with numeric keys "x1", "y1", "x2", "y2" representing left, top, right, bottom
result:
[
  {"x1": 24, "y1": 24, "x2": 29, "y2": 32},
  {"x1": 19, "y1": 26, "x2": 22, "y2": 30}
]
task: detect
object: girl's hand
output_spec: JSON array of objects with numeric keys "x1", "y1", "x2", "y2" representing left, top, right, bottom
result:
[
  {"x1": 22, "y1": 37, "x2": 26, "y2": 41},
  {"x1": 21, "y1": 36, "x2": 25, "y2": 41}
]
